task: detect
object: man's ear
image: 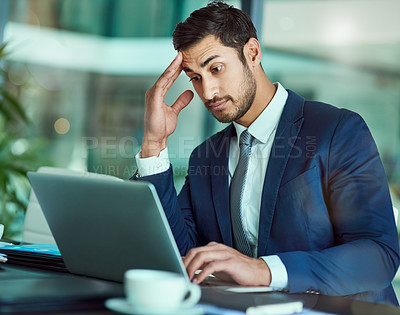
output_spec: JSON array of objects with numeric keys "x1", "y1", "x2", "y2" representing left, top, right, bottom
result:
[{"x1": 244, "y1": 38, "x2": 262, "y2": 67}]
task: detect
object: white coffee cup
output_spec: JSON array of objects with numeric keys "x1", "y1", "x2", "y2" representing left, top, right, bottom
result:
[{"x1": 124, "y1": 269, "x2": 201, "y2": 311}]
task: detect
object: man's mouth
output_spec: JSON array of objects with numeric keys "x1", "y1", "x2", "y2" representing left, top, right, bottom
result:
[{"x1": 208, "y1": 99, "x2": 229, "y2": 111}]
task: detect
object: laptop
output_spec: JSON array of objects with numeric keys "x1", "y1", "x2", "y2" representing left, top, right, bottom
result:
[
  {"x1": 27, "y1": 171, "x2": 188, "y2": 283},
  {"x1": 27, "y1": 171, "x2": 303, "y2": 312}
]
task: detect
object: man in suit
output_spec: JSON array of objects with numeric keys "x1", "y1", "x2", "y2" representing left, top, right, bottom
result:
[{"x1": 133, "y1": 1, "x2": 400, "y2": 304}]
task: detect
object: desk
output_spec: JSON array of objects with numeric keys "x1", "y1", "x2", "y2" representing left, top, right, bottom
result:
[{"x1": 0, "y1": 263, "x2": 399, "y2": 315}]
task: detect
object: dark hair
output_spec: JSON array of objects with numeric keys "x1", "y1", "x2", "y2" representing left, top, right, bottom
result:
[{"x1": 172, "y1": 1, "x2": 257, "y2": 64}]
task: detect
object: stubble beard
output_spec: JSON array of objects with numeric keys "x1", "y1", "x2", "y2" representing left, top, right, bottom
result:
[{"x1": 206, "y1": 63, "x2": 257, "y2": 124}]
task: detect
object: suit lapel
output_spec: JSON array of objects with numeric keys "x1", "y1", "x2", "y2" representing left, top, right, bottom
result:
[
  {"x1": 257, "y1": 91, "x2": 305, "y2": 256},
  {"x1": 211, "y1": 125, "x2": 234, "y2": 247}
]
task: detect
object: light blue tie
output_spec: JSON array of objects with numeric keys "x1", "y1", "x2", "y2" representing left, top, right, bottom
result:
[{"x1": 230, "y1": 129, "x2": 253, "y2": 257}]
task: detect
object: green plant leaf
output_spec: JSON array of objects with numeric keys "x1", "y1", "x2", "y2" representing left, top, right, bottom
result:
[
  {"x1": 0, "y1": 87, "x2": 29, "y2": 124},
  {"x1": 0, "y1": 42, "x2": 10, "y2": 59}
]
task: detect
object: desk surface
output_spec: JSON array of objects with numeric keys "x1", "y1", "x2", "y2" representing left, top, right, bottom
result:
[{"x1": 0, "y1": 263, "x2": 399, "y2": 315}]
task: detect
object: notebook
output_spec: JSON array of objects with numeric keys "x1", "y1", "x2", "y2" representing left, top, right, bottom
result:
[
  {"x1": 27, "y1": 172, "x2": 188, "y2": 283},
  {"x1": 0, "y1": 243, "x2": 66, "y2": 272}
]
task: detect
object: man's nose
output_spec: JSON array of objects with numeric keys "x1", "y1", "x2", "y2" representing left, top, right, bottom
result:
[{"x1": 202, "y1": 77, "x2": 219, "y2": 101}]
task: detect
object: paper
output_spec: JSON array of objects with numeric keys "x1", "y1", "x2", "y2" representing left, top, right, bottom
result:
[
  {"x1": 0, "y1": 253, "x2": 7, "y2": 263},
  {"x1": 198, "y1": 304, "x2": 337, "y2": 315},
  {"x1": 246, "y1": 301, "x2": 303, "y2": 314},
  {"x1": 198, "y1": 304, "x2": 245, "y2": 314},
  {"x1": 0, "y1": 242, "x2": 14, "y2": 248},
  {"x1": 225, "y1": 287, "x2": 275, "y2": 293},
  {"x1": 301, "y1": 309, "x2": 338, "y2": 315}
]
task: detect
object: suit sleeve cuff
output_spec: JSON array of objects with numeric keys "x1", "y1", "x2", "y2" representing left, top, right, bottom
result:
[
  {"x1": 260, "y1": 255, "x2": 289, "y2": 290},
  {"x1": 135, "y1": 147, "x2": 170, "y2": 176}
]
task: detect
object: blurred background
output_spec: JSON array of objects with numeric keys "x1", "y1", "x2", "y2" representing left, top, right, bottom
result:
[{"x1": 0, "y1": 0, "x2": 399, "y2": 281}]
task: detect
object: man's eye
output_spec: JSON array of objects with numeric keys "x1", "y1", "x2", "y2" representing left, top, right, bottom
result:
[
  {"x1": 212, "y1": 65, "x2": 222, "y2": 73},
  {"x1": 189, "y1": 76, "x2": 200, "y2": 82}
]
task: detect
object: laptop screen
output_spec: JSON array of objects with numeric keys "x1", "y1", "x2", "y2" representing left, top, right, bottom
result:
[{"x1": 28, "y1": 171, "x2": 188, "y2": 282}]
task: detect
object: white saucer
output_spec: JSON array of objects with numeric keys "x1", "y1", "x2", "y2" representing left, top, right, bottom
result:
[{"x1": 105, "y1": 298, "x2": 204, "y2": 315}]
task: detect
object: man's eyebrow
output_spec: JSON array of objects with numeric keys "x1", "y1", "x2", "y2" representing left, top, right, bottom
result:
[
  {"x1": 201, "y1": 55, "x2": 220, "y2": 68},
  {"x1": 183, "y1": 67, "x2": 193, "y2": 73},
  {"x1": 183, "y1": 55, "x2": 221, "y2": 73}
]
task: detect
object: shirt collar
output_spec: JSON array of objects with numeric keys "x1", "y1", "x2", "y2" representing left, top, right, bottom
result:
[{"x1": 233, "y1": 82, "x2": 288, "y2": 144}]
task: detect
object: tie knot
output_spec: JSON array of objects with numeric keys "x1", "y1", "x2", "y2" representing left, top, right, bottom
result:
[{"x1": 239, "y1": 129, "x2": 252, "y2": 147}]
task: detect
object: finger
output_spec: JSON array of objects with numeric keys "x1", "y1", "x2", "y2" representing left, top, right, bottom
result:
[
  {"x1": 184, "y1": 243, "x2": 227, "y2": 269},
  {"x1": 147, "y1": 65, "x2": 183, "y2": 108},
  {"x1": 147, "y1": 55, "x2": 182, "y2": 105},
  {"x1": 193, "y1": 260, "x2": 230, "y2": 284},
  {"x1": 184, "y1": 249, "x2": 210, "y2": 280},
  {"x1": 171, "y1": 90, "x2": 194, "y2": 114},
  {"x1": 159, "y1": 52, "x2": 182, "y2": 79},
  {"x1": 156, "y1": 53, "x2": 183, "y2": 95},
  {"x1": 161, "y1": 63, "x2": 183, "y2": 96},
  {"x1": 183, "y1": 244, "x2": 214, "y2": 269},
  {"x1": 186, "y1": 249, "x2": 230, "y2": 281},
  {"x1": 159, "y1": 64, "x2": 183, "y2": 100}
]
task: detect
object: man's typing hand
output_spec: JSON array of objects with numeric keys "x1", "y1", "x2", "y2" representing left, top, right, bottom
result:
[{"x1": 183, "y1": 242, "x2": 272, "y2": 286}]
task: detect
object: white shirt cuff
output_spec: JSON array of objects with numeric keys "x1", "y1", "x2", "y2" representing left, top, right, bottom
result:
[
  {"x1": 135, "y1": 147, "x2": 170, "y2": 176},
  {"x1": 260, "y1": 255, "x2": 289, "y2": 289}
]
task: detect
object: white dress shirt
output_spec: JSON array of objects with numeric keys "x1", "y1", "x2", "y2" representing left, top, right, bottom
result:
[{"x1": 136, "y1": 83, "x2": 289, "y2": 289}]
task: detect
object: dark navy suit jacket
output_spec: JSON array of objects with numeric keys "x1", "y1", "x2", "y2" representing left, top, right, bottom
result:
[{"x1": 136, "y1": 90, "x2": 400, "y2": 304}]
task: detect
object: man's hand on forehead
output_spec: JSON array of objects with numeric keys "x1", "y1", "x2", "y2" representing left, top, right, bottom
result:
[{"x1": 141, "y1": 52, "x2": 193, "y2": 158}]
